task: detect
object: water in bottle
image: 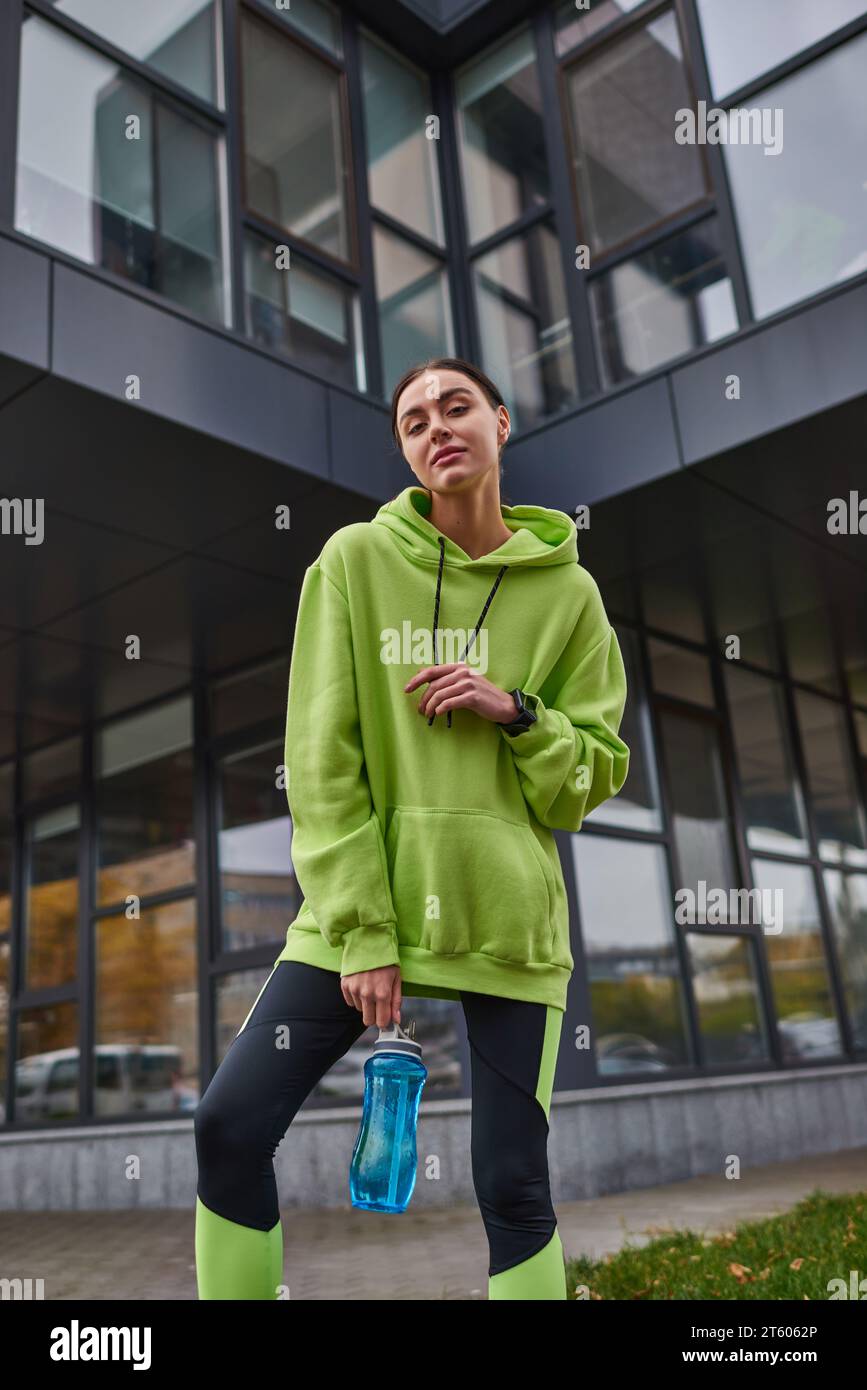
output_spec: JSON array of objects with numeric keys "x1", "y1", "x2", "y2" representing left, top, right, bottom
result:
[{"x1": 349, "y1": 1019, "x2": 426, "y2": 1213}]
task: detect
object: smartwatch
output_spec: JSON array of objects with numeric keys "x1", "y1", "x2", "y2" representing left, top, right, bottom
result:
[{"x1": 499, "y1": 688, "x2": 538, "y2": 736}]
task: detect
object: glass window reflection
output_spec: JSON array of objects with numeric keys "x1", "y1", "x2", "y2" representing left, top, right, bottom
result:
[
  {"x1": 660, "y1": 709, "x2": 738, "y2": 900},
  {"x1": 752, "y1": 858, "x2": 842, "y2": 1060},
  {"x1": 218, "y1": 742, "x2": 297, "y2": 952},
  {"x1": 572, "y1": 834, "x2": 691, "y2": 1074},
  {"x1": 565, "y1": 10, "x2": 707, "y2": 254},
  {"x1": 724, "y1": 30, "x2": 867, "y2": 319},
  {"x1": 244, "y1": 230, "x2": 363, "y2": 389},
  {"x1": 794, "y1": 691, "x2": 867, "y2": 866},
  {"x1": 46, "y1": 0, "x2": 221, "y2": 105},
  {"x1": 95, "y1": 897, "x2": 199, "y2": 1115},
  {"x1": 590, "y1": 219, "x2": 738, "y2": 386},
  {"x1": 96, "y1": 696, "x2": 195, "y2": 907},
  {"x1": 823, "y1": 869, "x2": 867, "y2": 1051},
  {"x1": 724, "y1": 666, "x2": 809, "y2": 856},
  {"x1": 590, "y1": 626, "x2": 662, "y2": 832},
  {"x1": 360, "y1": 31, "x2": 444, "y2": 246},
  {"x1": 15, "y1": 1001, "x2": 79, "y2": 1123},
  {"x1": 472, "y1": 219, "x2": 577, "y2": 432},
  {"x1": 686, "y1": 932, "x2": 770, "y2": 1065},
  {"x1": 373, "y1": 225, "x2": 454, "y2": 399},
  {"x1": 15, "y1": 14, "x2": 227, "y2": 323},
  {"x1": 455, "y1": 26, "x2": 549, "y2": 245},
  {"x1": 696, "y1": 0, "x2": 867, "y2": 99},
  {"x1": 241, "y1": 13, "x2": 352, "y2": 263},
  {"x1": 25, "y1": 805, "x2": 79, "y2": 991}
]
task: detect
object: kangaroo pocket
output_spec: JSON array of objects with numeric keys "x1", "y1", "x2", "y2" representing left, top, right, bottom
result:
[{"x1": 385, "y1": 806, "x2": 556, "y2": 965}]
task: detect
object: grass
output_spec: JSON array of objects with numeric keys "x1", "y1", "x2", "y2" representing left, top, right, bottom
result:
[{"x1": 563, "y1": 1189, "x2": 867, "y2": 1299}]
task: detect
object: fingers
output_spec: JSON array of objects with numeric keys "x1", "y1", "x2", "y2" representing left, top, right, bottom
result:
[
  {"x1": 391, "y1": 974, "x2": 402, "y2": 1027},
  {"x1": 404, "y1": 663, "x2": 463, "y2": 695},
  {"x1": 341, "y1": 970, "x2": 400, "y2": 1029}
]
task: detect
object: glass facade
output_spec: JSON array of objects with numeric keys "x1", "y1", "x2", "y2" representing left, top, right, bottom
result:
[
  {"x1": 3, "y1": 0, "x2": 867, "y2": 1130},
  {"x1": 10, "y1": 1, "x2": 867, "y2": 418}
]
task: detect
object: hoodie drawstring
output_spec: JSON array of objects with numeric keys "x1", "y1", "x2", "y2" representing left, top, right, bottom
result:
[{"x1": 428, "y1": 534, "x2": 509, "y2": 728}]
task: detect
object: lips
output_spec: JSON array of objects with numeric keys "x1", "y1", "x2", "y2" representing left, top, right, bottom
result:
[{"x1": 432, "y1": 447, "x2": 466, "y2": 466}]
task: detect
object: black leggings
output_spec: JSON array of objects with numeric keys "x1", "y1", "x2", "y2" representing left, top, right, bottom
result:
[{"x1": 195, "y1": 961, "x2": 565, "y2": 1294}]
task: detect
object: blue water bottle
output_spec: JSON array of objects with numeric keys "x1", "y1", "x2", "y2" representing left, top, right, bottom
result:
[{"x1": 349, "y1": 1019, "x2": 427, "y2": 1213}]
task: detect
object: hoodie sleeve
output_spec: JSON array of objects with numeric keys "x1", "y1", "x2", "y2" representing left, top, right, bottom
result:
[
  {"x1": 499, "y1": 581, "x2": 630, "y2": 832},
  {"x1": 284, "y1": 558, "x2": 400, "y2": 978}
]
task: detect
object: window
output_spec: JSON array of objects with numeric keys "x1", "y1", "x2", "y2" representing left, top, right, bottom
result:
[
  {"x1": 15, "y1": 12, "x2": 227, "y2": 324},
  {"x1": 471, "y1": 219, "x2": 576, "y2": 431},
  {"x1": 360, "y1": 31, "x2": 444, "y2": 245},
  {"x1": 24, "y1": 806, "x2": 80, "y2": 991},
  {"x1": 589, "y1": 217, "x2": 738, "y2": 385},
  {"x1": 659, "y1": 709, "x2": 738, "y2": 897},
  {"x1": 455, "y1": 26, "x2": 549, "y2": 245},
  {"x1": 823, "y1": 869, "x2": 867, "y2": 1050},
  {"x1": 696, "y1": 0, "x2": 867, "y2": 99},
  {"x1": 217, "y1": 742, "x2": 297, "y2": 952},
  {"x1": 649, "y1": 638, "x2": 715, "y2": 708},
  {"x1": 240, "y1": 11, "x2": 353, "y2": 264},
  {"x1": 95, "y1": 897, "x2": 199, "y2": 1115},
  {"x1": 95, "y1": 696, "x2": 195, "y2": 906},
  {"x1": 572, "y1": 834, "x2": 691, "y2": 1074},
  {"x1": 554, "y1": 0, "x2": 648, "y2": 56},
  {"x1": 244, "y1": 229, "x2": 363, "y2": 389},
  {"x1": 724, "y1": 29, "x2": 867, "y2": 319},
  {"x1": 794, "y1": 691, "x2": 867, "y2": 865},
  {"x1": 14, "y1": 1002, "x2": 79, "y2": 1122},
  {"x1": 373, "y1": 224, "x2": 454, "y2": 400},
  {"x1": 724, "y1": 667, "x2": 810, "y2": 857},
  {"x1": 640, "y1": 560, "x2": 706, "y2": 643},
  {"x1": 270, "y1": 0, "x2": 343, "y2": 58},
  {"x1": 209, "y1": 657, "x2": 288, "y2": 739},
  {"x1": 22, "y1": 736, "x2": 82, "y2": 804},
  {"x1": 563, "y1": 9, "x2": 707, "y2": 256},
  {"x1": 685, "y1": 933, "x2": 770, "y2": 1066},
  {"x1": 360, "y1": 29, "x2": 450, "y2": 400},
  {"x1": 707, "y1": 544, "x2": 780, "y2": 672},
  {"x1": 42, "y1": 0, "x2": 222, "y2": 105},
  {"x1": 752, "y1": 859, "x2": 843, "y2": 1061},
  {"x1": 590, "y1": 626, "x2": 661, "y2": 832}
]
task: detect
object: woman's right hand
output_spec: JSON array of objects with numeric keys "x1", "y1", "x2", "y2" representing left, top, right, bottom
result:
[{"x1": 341, "y1": 965, "x2": 402, "y2": 1029}]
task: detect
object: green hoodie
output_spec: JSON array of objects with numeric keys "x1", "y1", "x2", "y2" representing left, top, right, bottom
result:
[{"x1": 273, "y1": 485, "x2": 630, "y2": 1012}]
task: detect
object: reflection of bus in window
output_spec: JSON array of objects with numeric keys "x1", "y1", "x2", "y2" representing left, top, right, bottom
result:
[{"x1": 13, "y1": 1045, "x2": 194, "y2": 1121}]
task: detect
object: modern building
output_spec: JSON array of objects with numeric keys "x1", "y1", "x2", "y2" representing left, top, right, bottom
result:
[{"x1": 1, "y1": 0, "x2": 866, "y2": 1213}]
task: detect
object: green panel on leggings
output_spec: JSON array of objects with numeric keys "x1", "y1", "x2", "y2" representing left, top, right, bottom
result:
[
  {"x1": 488, "y1": 1226, "x2": 567, "y2": 1300},
  {"x1": 489, "y1": 1004, "x2": 567, "y2": 1300},
  {"x1": 195, "y1": 1195, "x2": 284, "y2": 1300}
]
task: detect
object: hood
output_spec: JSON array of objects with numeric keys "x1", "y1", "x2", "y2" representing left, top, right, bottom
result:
[
  {"x1": 373, "y1": 486, "x2": 579, "y2": 570},
  {"x1": 372, "y1": 487, "x2": 578, "y2": 731}
]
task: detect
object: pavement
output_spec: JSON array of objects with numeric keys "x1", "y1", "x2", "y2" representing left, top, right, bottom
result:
[{"x1": 2, "y1": 1146, "x2": 865, "y2": 1300}]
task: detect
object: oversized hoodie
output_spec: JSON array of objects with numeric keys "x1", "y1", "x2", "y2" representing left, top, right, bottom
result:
[{"x1": 273, "y1": 485, "x2": 630, "y2": 1012}]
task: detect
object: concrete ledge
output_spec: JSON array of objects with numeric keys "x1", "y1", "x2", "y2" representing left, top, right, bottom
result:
[{"x1": 1, "y1": 1064, "x2": 865, "y2": 1212}]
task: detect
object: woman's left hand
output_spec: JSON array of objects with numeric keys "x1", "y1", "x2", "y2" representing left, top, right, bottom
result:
[{"x1": 405, "y1": 663, "x2": 516, "y2": 724}]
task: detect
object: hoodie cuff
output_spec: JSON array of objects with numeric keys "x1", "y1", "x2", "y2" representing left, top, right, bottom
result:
[
  {"x1": 340, "y1": 922, "x2": 401, "y2": 979},
  {"x1": 498, "y1": 691, "x2": 560, "y2": 756}
]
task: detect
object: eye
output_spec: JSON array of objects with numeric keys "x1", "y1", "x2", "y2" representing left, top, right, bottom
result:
[{"x1": 405, "y1": 403, "x2": 466, "y2": 433}]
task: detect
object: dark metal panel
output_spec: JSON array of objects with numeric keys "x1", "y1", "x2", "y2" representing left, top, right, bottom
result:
[
  {"x1": 671, "y1": 280, "x2": 867, "y2": 466},
  {"x1": 0, "y1": 234, "x2": 50, "y2": 372},
  {"x1": 328, "y1": 386, "x2": 405, "y2": 501},
  {"x1": 504, "y1": 378, "x2": 682, "y2": 511},
  {"x1": 50, "y1": 263, "x2": 329, "y2": 479}
]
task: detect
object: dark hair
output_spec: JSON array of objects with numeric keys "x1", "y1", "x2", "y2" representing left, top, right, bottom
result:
[{"x1": 390, "y1": 356, "x2": 511, "y2": 490}]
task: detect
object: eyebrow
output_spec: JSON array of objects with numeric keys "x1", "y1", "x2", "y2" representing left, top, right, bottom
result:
[{"x1": 399, "y1": 386, "x2": 474, "y2": 428}]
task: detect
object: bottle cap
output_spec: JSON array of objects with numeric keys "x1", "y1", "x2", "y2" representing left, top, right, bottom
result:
[{"x1": 373, "y1": 1019, "x2": 422, "y2": 1058}]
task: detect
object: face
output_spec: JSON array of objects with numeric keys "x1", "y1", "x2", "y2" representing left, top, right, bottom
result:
[{"x1": 395, "y1": 368, "x2": 510, "y2": 493}]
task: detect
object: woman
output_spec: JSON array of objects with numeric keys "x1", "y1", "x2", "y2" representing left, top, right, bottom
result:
[{"x1": 194, "y1": 356, "x2": 630, "y2": 1300}]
